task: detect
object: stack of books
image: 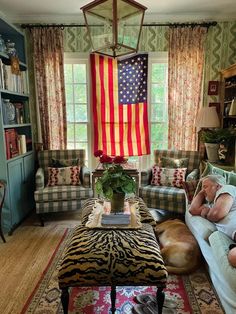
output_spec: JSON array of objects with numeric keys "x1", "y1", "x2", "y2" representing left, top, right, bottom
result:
[{"x1": 101, "y1": 213, "x2": 131, "y2": 226}]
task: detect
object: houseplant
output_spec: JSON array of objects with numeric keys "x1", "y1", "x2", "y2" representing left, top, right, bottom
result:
[
  {"x1": 201, "y1": 127, "x2": 236, "y2": 162},
  {"x1": 94, "y1": 151, "x2": 136, "y2": 213}
]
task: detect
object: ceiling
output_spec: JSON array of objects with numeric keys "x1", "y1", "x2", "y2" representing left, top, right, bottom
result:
[{"x1": 0, "y1": 0, "x2": 236, "y2": 24}]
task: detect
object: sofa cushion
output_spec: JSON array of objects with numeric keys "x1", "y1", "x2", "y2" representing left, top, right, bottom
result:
[
  {"x1": 47, "y1": 166, "x2": 80, "y2": 186},
  {"x1": 194, "y1": 161, "x2": 234, "y2": 196},
  {"x1": 185, "y1": 210, "x2": 217, "y2": 241},
  {"x1": 151, "y1": 166, "x2": 187, "y2": 188},
  {"x1": 35, "y1": 185, "x2": 93, "y2": 202}
]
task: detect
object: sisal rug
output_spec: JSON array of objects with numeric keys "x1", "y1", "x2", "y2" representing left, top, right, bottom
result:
[{"x1": 21, "y1": 229, "x2": 224, "y2": 314}]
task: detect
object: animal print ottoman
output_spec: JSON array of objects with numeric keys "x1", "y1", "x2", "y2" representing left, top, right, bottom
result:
[{"x1": 58, "y1": 198, "x2": 167, "y2": 314}]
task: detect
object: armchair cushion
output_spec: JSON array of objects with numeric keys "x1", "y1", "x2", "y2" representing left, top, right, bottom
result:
[
  {"x1": 159, "y1": 156, "x2": 189, "y2": 168},
  {"x1": 50, "y1": 158, "x2": 80, "y2": 168},
  {"x1": 151, "y1": 165, "x2": 187, "y2": 188},
  {"x1": 47, "y1": 166, "x2": 81, "y2": 186}
]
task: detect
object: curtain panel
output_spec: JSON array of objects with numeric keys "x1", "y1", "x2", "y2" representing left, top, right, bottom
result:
[
  {"x1": 168, "y1": 26, "x2": 207, "y2": 151},
  {"x1": 31, "y1": 27, "x2": 66, "y2": 150}
]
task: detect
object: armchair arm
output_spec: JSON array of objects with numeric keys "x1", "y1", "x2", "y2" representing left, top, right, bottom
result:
[
  {"x1": 80, "y1": 166, "x2": 91, "y2": 188},
  {"x1": 186, "y1": 168, "x2": 199, "y2": 181},
  {"x1": 35, "y1": 168, "x2": 45, "y2": 190},
  {"x1": 140, "y1": 168, "x2": 152, "y2": 187}
]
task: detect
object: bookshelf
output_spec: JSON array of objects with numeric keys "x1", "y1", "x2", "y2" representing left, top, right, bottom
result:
[{"x1": 0, "y1": 17, "x2": 34, "y2": 234}]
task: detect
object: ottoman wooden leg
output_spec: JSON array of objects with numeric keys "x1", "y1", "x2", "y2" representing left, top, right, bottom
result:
[
  {"x1": 61, "y1": 287, "x2": 69, "y2": 314},
  {"x1": 110, "y1": 285, "x2": 116, "y2": 314},
  {"x1": 156, "y1": 287, "x2": 165, "y2": 314}
]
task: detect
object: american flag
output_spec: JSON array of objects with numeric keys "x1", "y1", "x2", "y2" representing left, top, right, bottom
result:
[{"x1": 90, "y1": 53, "x2": 150, "y2": 157}]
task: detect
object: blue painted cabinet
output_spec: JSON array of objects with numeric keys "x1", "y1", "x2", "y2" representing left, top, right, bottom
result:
[{"x1": 0, "y1": 17, "x2": 34, "y2": 234}]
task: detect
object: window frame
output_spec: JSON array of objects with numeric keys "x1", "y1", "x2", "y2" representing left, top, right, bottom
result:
[{"x1": 64, "y1": 53, "x2": 92, "y2": 168}]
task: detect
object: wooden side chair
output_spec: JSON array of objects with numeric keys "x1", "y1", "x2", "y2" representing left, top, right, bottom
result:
[{"x1": 0, "y1": 180, "x2": 6, "y2": 243}]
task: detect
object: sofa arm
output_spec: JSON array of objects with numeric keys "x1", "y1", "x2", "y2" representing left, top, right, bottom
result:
[
  {"x1": 81, "y1": 166, "x2": 91, "y2": 188},
  {"x1": 35, "y1": 168, "x2": 45, "y2": 190},
  {"x1": 140, "y1": 168, "x2": 152, "y2": 187},
  {"x1": 186, "y1": 168, "x2": 199, "y2": 181}
]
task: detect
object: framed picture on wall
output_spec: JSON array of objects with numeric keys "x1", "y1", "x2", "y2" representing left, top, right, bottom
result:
[{"x1": 208, "y1": 81, "x2": 219, "y2": 95}]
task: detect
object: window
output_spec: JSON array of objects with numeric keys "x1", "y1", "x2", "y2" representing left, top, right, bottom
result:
[
  {"x1": 132, "y1": 53, "x2": 168, "y2": 168},
  {"x1": 149, "y1": 53, "x2": 168, "y2": 163},
  {"x1": 64, "y1": 54, "x2": 90, "y2": 166}
]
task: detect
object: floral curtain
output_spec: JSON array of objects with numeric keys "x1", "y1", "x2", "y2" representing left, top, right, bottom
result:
[
  {"x1": 30, "y1": 27, "x2": 66, "y2": 149},
  {"x1": 168, "y1": 26, "x2": 207, "y2": 151}
]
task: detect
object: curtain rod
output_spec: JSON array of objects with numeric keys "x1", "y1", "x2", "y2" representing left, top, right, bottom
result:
[{"x1": 21, "y1": 21, "x2": 217, "y2": 29}]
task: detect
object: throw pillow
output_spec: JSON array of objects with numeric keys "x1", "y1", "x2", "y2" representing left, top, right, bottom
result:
[
  {"x1": 182, "y1": 180, "x2": 199, "y2": 203},
  {"x1": 50, "y1": 158, "x2": 79, "y2": 168},
  {"x1": 47, "y1": 166, "x2": 80, "y2": 186},
  {"x1": 151, "y1": 166, "x2": 187, "y2": 188},
  {"x1": 159, "y1": 157, "x2": 189, "y2": 169}
]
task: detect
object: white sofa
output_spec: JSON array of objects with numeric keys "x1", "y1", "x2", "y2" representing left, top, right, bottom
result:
[{"x1": 185, "y1": 162, "x2": 236, "y2": 314}]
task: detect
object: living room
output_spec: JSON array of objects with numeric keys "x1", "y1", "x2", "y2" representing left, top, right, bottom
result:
[{"x1": 0, "y1": 0, "x2": 236, "y2": 313}]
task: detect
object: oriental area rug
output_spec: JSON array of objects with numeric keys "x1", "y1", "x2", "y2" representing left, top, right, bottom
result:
[{"x1": 21, "y1": 229, "x2": 224, "y2": 314}]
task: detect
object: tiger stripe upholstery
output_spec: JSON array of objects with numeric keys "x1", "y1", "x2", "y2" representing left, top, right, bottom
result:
[
  {"x1": 139, "y1": 149, "x2": 201, "y2": 214},
  {"x1": 58, "y1": 197, "x2": 167, "y2": 314}
]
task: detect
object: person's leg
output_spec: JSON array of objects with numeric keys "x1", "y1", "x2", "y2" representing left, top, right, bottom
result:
[{"x1": 228, "y1": 247, "x2": 236, "y2": 267}]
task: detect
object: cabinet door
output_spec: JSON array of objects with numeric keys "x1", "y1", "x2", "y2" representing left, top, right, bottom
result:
[
  {"x1": 7, "y1": 158, "x2": 24, "y2": 226},
  {"x1": 22, "y1": 153, "x2": 35, "y2": 214}
]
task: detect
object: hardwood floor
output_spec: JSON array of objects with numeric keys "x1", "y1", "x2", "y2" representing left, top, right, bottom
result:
[{"x1": 0, "y1": 211, "x2": 81, "y2": 314}]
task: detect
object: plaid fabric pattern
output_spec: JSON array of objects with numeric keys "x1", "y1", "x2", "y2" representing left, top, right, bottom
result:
[
  {"x1": 35, "y1": 150, "x2": 92, "y2": 215},
  {"x1": 139, "y1": 185, "x2": 187, "y2": 214},
  {"x1": 154, "y1": 149, "x2": 201, "y2": 174},
  {"x1": 35, "y1": 185, "x2": 93, "y2": 202},
  {"x1": 38, "y1": 149, "x2": 86, "y2": 182},
  {"x1": 139, "y1": 150, "x2": 201, "y2": 214},
  {"x1": 36, "y1": 199, "x2": 88, "y2": 214}
]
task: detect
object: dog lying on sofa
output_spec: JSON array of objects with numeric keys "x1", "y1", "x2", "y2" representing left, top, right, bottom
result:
[{"x1": 155, "y1": 219, "x2": 202, "y2": 274}]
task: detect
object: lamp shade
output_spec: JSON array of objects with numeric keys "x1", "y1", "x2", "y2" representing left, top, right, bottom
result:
[
  {"x1": 81, "y1": 0, "x2": 147, "y2": 58},
  {"x1": 195, "y1": 107, "x2": 220, "y2": 128}
]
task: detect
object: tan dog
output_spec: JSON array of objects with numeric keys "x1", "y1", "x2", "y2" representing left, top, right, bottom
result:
[{"x1": 154, "y1": 219, "x2": 202, "y2": 275}]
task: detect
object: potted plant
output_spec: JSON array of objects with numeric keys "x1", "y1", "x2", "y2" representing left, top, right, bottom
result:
[
  {"x1": 201, "y1": 127, "x2": 236, "y2": 162},
  {"x1": 94, "y1": 151, "x2": 136, "y2": 213}
]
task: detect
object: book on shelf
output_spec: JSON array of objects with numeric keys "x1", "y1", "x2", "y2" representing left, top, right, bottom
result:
[
  {"x1": 4, "y1": 128, "x2": 19, "y2": 159},
  {"x1": 13, "y1": 102, "x2": 24, "y2": 124},
  {"x1": 18, "y1": 134, "x2": 27, "y2": 154},
  {"x1": 0, "y1": 62, "x2": 29, "y2": 94}
]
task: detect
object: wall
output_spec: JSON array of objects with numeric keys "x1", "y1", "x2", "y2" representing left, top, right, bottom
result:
[{"x1": 26, "y1": 21, "x2": 236, "y2": 142}]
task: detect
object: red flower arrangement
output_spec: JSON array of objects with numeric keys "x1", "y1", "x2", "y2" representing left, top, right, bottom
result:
[{"x1": 94, "y1": 150, "x2": 126, "y2": 164}]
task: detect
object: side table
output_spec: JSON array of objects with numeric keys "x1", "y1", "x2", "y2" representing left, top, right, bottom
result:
[{"x1": 92, "y1": 163, "x2": 140, "y2": 195}]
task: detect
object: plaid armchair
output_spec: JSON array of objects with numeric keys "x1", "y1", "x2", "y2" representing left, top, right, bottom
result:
[
  {"x1": 139, "y1": 150, "x2": 201, "y2": 214},
  {"x1": 34, "y1": 149, "x2": 93, "y2": 225}
]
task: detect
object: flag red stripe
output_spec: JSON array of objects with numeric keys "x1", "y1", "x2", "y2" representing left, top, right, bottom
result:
[
  {"x1": 90, "y1": 54, "x2": 98, "y2": 152},
  {"x1": 135, "y1": 103, "x2": 142, "y2": 155},
  {"x1": 127, "y1": 105, "x2": 133, "y2": 156},
  {"x1": 108, "y1": 58, "x2": 115, "y2": 156},
  {"x1": 119, "y1": 105, "x2": 124, "y2": 156},
  {"x1": 143, "y1": 102, "x2": 150, "y2": 154},
  {"x1": 99, "y1": 56, "x2": 107, "y2": 153}
]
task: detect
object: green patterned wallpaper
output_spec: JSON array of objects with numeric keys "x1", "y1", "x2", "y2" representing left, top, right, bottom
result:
[{"x1": 26, "y1": 22, "x2": 236, "y2": 142}]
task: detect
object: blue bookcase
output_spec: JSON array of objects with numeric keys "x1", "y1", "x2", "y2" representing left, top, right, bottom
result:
[{"x1": 0, "y1": 17, "x2": 34, "y2": 234}]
